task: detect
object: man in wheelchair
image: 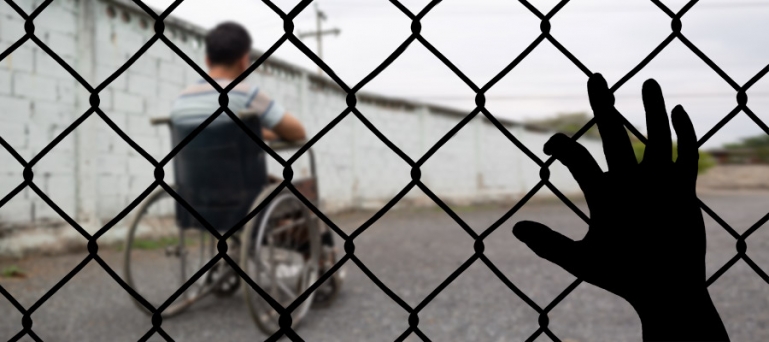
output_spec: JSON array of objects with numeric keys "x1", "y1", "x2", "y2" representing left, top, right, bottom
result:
[{"x1": 167, "y1": 22, "x2": 341, "y2": 310}]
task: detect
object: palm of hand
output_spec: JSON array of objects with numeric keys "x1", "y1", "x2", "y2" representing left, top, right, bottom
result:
[{"x1": 578, "y1": 166, "x2": 703, "y2": 304}]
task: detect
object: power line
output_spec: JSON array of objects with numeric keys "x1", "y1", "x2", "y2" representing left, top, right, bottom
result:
[{"x1": 406, "y1": 92, "x2": 769, "y2": 101}]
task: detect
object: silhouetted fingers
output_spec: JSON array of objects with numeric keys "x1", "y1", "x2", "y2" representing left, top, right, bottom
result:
[
  {"x1": 544, "y1": 133, "x2": 602, "y2": 197},
  {"x1": 588, "y1": 74, "x2": 636, "y2": 172},
  {"x1": 641, "y1": 79, "x2": 672, "y2": 165},
  {"x1": 672, "y1": 105, "x2": 698, "y2": 176},
  {"x1": 513, "y1": 221, "x2": 581, "y2": 276}
]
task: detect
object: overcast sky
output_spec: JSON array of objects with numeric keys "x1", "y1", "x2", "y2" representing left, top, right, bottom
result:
[{"x1": 143, "y1": 0, "x2": 769, "y2": 148}]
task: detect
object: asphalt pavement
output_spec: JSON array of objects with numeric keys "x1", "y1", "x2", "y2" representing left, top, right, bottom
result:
[{"x1": 2, "y1": 191, "x2": 769, "y2": 341}]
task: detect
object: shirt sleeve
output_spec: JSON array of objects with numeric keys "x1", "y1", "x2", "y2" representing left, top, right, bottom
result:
[{"x1": 245, "y1": 86, "x2": 286, "y2": 130}]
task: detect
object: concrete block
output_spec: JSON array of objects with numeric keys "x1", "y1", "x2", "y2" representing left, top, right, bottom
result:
[
  {"x1": 35, "y1": 49, "x2": 76, "y2": 80},
  {"x1": 96, "y1": 194, "x2": 126, "y2": 220},
  {"x1": 57, "y1": 0, "x2": 79, "y2": 12},
  {"x1": 44, "y1": 174, "x2": 76, "y2": 199},
  {"x1": 158, "y1": 81, "x2": 182, "y2": 100},
  {"x1": 95, "y1": 154, "x2": 128, "y2": 175},
  {"x1": 96, "y1": 174, "x2": 128, "y2": 197},
  {"x1": 130, "y1": 135, "x2": 162, "y2": 159},
  {"x1": 0, "y1": 150, "x2": 22, "y2": 173},
  {"x1": 95, "y1": 39, "x2": 123, "y2": 68},
  {"x1": 127, "y1": 155, "x2": 152, "y2": 176},
  {"x1": 0, "y1": 44, "x2": 34, "y2": 72},
  {"x1": 184, "y1": 66, "x2": 205, "y2": 85},
  {"x1": 0, "y1": 15, "x2": 24, "y2": 42},
  {"x1": 32, "y1": 195, "x2": 73, "y2": 223},
  {"x1": 43, "y1": 31, "x2": 77, "y2": 58},
  {"x1": 98, "y1": 88, "x2": 113, "y2": 110},
  {"x1": 126, "y1": 114, "x2": 154, "y2": 137},
  {"x1": 127, "y1": 175, "x2": 154, "y2": 196},
  {"x1": 33, "y1": 144, "x2": 75, "y2": 174},
  {"x1": 158, "y1": 60, "x2": 185, "y2": 85},
  {"x1": 32, "y1": 100, "x2": 71, "y2": 127},
  {"x1": 94, "y1": 19, "x2": 115, "y2": 45},
  {"x1": 126, "y1": 72, "x2": 157, "y2": 98},
  {"x1": 0, "y1": 95, "x2": 31, "y2": 123},
  {"x1": 130, "y1": 54, "x2": 158, "y2": 76},
  {"x1": 35, "y1": 5, "x2": 77, "y2": 34},
  {"x1": 113, "y1": 90, "x2": 143, "y2": 114},
  {"x1": 144, "y1": 41, "x2": 175, "y2": 62},
  {"x1": 96, "y1": 65, "x2": 126, "y2": 90},
  {"x1": 0, "y1": 194, "x2": 31, "y2": 224},
  {"x1": 0, "y1": 2, "x2": 24, "y2": 17},
  {"x1": 145, "y1": 98, "x2": 172, "y2": 118},
  {"x1": 0, "y1": 122, "x2": 27, "y2": 150},
  {"x1": 101, "y1": 111, "x2": 127, "y2": 134},
  {"x1": 56, "y1": 79, "x2": 77, "y2": 105},
  {"x1": 12, "y1": 71, "x2": 57, "y2": 101},
  {"x1": 114, "y1": 29, "x2": 147, "y2": 56},
  {"x1": 0, "y1": 68, "x2": 10, "y2": 95}
]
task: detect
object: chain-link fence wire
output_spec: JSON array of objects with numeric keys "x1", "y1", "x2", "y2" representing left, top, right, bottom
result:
[{"x1": 1, "y1": 0, "x2": 768, "y2": 340}]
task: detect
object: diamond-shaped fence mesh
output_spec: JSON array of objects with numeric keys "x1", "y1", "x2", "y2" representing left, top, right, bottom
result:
[{"x1": 1, "y1": 0, "x2": 768, "y2": 341}]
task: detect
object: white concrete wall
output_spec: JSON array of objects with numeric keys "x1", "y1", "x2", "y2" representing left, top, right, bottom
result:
[{"x1": 0, "y1": 0, "x2": 605, "y2": 253}]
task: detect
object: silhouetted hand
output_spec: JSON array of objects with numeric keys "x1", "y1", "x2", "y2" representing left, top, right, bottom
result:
[{"x1": 513, "y1": 74, "x2": 729, "y2": 341}]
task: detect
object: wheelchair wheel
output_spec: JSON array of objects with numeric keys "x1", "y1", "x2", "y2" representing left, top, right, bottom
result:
[
  {"x1": 312, "y1": 227, "x2": 344, "y2": 308},
  {"x1": 241, "y1": 187, "x2": 320, "y2": 334},
  {"x1": 123, "y1": 188, "x2": 218, "y2": 317}
]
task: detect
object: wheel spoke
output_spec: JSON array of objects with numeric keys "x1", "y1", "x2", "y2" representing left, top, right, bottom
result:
[
  {"x1": 275, "y1": 278, "x2": 297, "y2": 298},
  {"x1": 240, "y1": 191, "x2": 322, "y2": 333},
  {"x1": 268, "y1": 218, "x2": 307, "y2": 237}
]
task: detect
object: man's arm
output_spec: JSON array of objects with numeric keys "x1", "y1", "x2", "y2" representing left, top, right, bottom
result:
[
  {"x1": 245, "y1": 87, "x2": 306, "y2": 142},
  {"x1": 269, "y1": 112, "x2": 305, "y2": 142},
  {"x1": 262, "y1": 128, "x2": 278, "y2": 141}
]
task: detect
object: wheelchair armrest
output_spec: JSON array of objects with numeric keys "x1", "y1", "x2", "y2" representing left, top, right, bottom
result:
[
  {"x1": 269, "y1": 140, "x2": 308, "y2": 151},
  {"x1": 150, "y1": 116, "x2": 172, "y2": 126},
  {"x1": 150, "y1": 110, "x2": 262, "y2": 126}
]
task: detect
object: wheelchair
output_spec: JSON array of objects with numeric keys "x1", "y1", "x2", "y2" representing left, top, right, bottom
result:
[{"x1": 122, "y1": 111, "x2": 343, "y2": 334}]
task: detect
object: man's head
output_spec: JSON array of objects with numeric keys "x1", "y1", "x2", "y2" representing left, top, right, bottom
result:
[{"x1": 205, "y1": 22, "x2": 252, "y2": 74}]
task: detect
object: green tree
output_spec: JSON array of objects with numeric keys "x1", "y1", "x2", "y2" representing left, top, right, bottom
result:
[{"x1": 725, "y1": 135, "x2": 769, "y2": 149}]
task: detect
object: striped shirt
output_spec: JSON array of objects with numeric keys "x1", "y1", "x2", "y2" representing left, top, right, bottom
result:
[{"x1": 170, "y1": 78, "x2": 285, "y2": 129}]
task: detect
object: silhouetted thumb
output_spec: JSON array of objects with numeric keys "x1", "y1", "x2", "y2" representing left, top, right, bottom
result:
[{"x1": 513, "y1": 220, "x2": 579, "y2": 274}]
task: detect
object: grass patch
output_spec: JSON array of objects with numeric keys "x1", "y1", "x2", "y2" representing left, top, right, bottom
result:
[
  {"x1": 132, "y1": 236, "x2": 180, "y2": 250},
  {"x1": 1, "y1": 265, "x2": 26, "y2": 278}
]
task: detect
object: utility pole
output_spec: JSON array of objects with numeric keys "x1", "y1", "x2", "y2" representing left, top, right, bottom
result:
[{"x1": 297, "y1": 3, "x2": 340, "y2": 75}]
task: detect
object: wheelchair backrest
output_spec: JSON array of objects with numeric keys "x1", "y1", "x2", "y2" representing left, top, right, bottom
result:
[{"x1": 170, "y1": 114, "x2": 268, "y2": 232}]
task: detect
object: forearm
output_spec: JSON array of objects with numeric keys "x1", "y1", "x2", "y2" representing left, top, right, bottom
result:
[
  {"x1": 633, "y1": 289, "x2": 729, "y2": 341},
  {"x1": 262, "y1": 128, "x2": 277, "y2": 141}
]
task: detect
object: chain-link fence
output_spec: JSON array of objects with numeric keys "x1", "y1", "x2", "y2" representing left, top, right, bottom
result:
[{"x1": 1, "y1": 0, "x2": 768, "y2": 341}]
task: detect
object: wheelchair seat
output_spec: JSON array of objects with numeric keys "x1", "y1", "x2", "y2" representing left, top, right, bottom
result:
[{"x1": 170, "y1": 114, "x2": 268, "y2": 232}]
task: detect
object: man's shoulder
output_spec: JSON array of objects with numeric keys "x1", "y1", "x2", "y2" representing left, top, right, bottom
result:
[
  {"x1": 177, "y1": 79, "x2": 256, "y2": 98},
  {"x1": 177, "y1": 80, "x2": 218, "y2": 99}
]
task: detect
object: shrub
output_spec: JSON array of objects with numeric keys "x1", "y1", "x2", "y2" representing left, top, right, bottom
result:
[{"x1": 631, "y1": 141, "x2": 715, "y2": 174}]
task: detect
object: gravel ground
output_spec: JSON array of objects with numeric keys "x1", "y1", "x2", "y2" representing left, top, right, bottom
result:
[{"x1": 1, "y1": 191, "x2": 769, "y2": 342}]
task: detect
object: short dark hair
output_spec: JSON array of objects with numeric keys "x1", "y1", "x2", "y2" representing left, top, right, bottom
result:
[{"x1": 205, "y1": 22, "x2": 252, "y2": 66}]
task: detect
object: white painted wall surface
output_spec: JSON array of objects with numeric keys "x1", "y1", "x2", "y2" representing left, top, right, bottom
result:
[{"x1": 0, "y1": 0, "x2": 605, "y2": 255}]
